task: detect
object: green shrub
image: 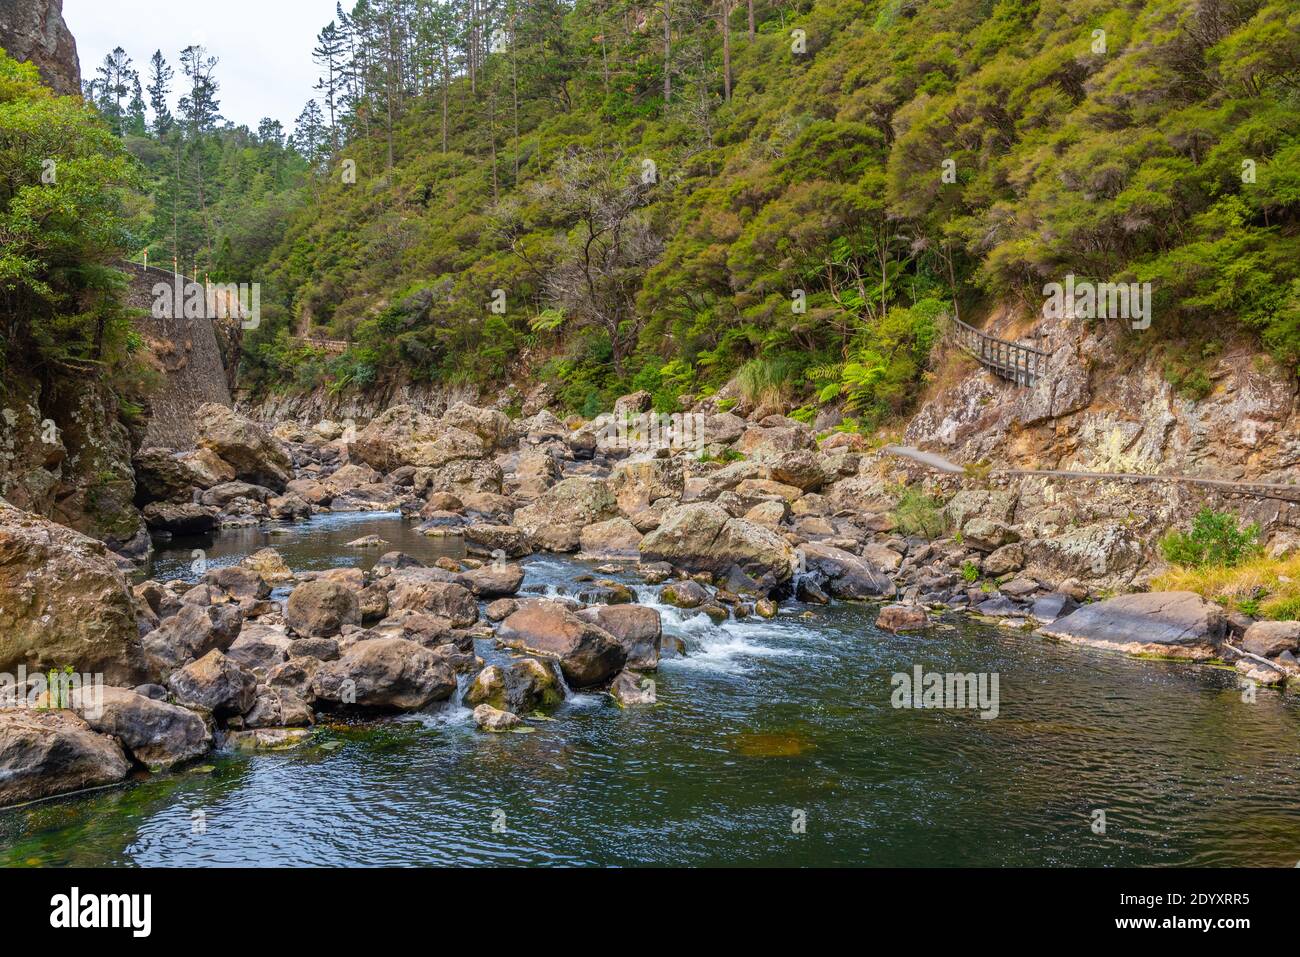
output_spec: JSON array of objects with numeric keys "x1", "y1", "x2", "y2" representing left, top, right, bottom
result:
[
  {"x1": 1159, "y1": 508, "x2": 1262, "y2": 569},
  {"x1": 892, "y1": 487, "x2": 946, "y2": 539},
  {"x1": 960, "y1": 560, "x2": 980, "y2": 583}
]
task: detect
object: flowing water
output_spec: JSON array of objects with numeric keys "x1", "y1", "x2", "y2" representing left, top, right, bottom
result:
[{"x1": 4, "y1": 513, "x2": 1300, "y2": 867}]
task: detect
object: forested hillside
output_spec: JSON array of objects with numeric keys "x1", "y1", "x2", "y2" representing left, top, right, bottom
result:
[{"x1": 122, "y1": 1, "x2": 1300, "y2": 425}]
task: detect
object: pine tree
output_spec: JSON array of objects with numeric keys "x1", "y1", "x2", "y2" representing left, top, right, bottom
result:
[{"x1": 146, "y1": 51, "x2": 174, "y2": 136}]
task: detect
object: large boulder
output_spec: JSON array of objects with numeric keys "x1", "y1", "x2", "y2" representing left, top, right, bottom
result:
[
  {"x1": 349, "y1": 406, "x2": 488, "y2": 472},
  {"x1": 514, "y1": 477, "x2": 619, "y2": 552},
  {"x1": 799, "y1": 542, "x2": 893, "y2": 599},
  {"x1": 72, "y1": 686, "x2": 210, "y2": 770},
  {"x1": 575, "y1": 604, "x2": 662, "y2": 670},
  {"x1": 464, "y1": 658, "x2": 565, "y2": 714},
  {"x1": 166, "y1": 650, "x2": 258, "y2": 716},
  {"x1": 311, "y1": 637, "x2": 457, "y2": 710},
  {"x1": 608, "y1": 458, "x2": 684, "y2": 515},
  {"x1": 443, "y1": 402, "x2": 511, "y2": 450},
  {"x1": 497, "y1": 601, "x2": 627, "y2": 687},
  {"x1": 0, "y1": 710, "x2": 129, "y2": 807},
  {"x1": 0, "y1": 502, "x2": 148, "y2": 685},
  {"x1": 142, "y1": 501, "x2": 218, "y2": 535},
  {"x1": 1040, "y1": 592, "x2": 1225, "y2": 660},
  {"x1": 194, "y1": 403, "x2": 292, "y2": 491},
  {"x1": 286, "y1": 580, "x2": 361, "y2": 637},
  {"x1": 578, "y1": 518, "x2": 644, "y2": 560},
  {"x1": 1240, "y1": 621, "x2": 1300, "y2": 658},
  {"x1": 454, "y1": 564, "x2": 525, "y2": 598},
  {"x1": 388, "y1": 575, "x2": 479, "y2": 626},
  {"x1": 639, "y1": 503, "x2": 795, "y2": 592},
  {"x1": 417, "y1": 459, "x2": 504, "y2": 496},
  {"x1": 141, "y1": 602, "x2": 243, "y2": 674}
]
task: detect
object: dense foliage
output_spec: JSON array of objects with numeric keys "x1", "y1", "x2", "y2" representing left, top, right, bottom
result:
[
  {"x1": 1160, "y1": 506, "x2": 1262, "y2": 569},
  {"x1": 0, "y1": 50, "x2": 141, "y2": 378},
  {"x1": 108, "y1": 1, "x2": 1300, "y2": 416}
]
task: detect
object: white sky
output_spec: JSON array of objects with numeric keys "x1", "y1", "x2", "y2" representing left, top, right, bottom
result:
[{"x1": 65, "y1": 0, "x2": 342, "y2": 130}]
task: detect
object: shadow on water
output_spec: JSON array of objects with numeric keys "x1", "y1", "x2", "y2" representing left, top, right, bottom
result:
[{"x1": 7, "y1": 512, "x2": 1300, "y2": 866}]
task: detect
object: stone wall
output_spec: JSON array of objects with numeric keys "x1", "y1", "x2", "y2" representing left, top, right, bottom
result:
[{"x1": 121, "y1": 263, "x2": 234, "y2": 450}]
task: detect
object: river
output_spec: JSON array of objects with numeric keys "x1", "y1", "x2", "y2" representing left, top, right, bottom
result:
[{"x1": 2, "y1": 512, "x2": 1298, "y2": 866}]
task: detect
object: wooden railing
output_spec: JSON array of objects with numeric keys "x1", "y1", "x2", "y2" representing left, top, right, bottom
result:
[{"x1": 949, "y1": 317, "x2": 1050, "y2": 388}]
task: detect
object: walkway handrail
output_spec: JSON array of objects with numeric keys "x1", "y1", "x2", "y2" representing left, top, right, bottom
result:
[
  {"x1": 949, "y1": 316, "x2": 1050, "y2": 388},
  {"x1": 287, "y1": 336, "x2": 351, "y2": 354}
]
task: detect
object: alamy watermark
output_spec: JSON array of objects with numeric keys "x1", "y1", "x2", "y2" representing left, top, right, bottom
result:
[
  {"x1": 152, "y1": 277, "x2": 261, "y2": 329},
  {"x1": 1042, "y1": 274, "x2": 1151, "y2": 330},
  {"x1": 0, "y1": 666, "x2": 105, "y2": 720},
  {"x1": 890, "y1": 665, "x2": 999, "y2": 719}
]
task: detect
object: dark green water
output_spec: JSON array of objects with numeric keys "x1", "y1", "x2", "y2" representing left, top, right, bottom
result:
[{"x1": 5, "y1": 513, "x2": 1300, "y2": 867}]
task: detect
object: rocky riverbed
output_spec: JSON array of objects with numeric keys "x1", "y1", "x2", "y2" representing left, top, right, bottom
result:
[{"x1": 1, "y1": 393, "x2": 1298, "y2": 815}]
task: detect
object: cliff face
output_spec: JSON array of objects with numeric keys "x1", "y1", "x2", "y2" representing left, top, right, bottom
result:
[{"x1": 0, "y1": 0, "x2": 80, "y2": 95}]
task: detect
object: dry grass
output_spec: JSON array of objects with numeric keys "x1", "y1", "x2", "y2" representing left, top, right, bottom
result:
[{"x1": 1153, "y1": 554, "x2": 1300, "y2": 620}]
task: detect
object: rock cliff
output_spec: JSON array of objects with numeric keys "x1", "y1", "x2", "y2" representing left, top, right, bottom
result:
[{"x1": 0, "y1": 0, "x2": 80, "y2": 95}]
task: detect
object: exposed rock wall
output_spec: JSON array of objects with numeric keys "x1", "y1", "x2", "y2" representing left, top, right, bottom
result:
[
  {"x1": 907, "y1": 306, "x2": 1299, "y2": 485},
  {"x1": 0, "y1": 0, "x2": 79, "y2": 95}
]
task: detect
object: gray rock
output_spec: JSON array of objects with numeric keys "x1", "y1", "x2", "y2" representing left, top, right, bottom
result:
[{"x1": 1041, "y1": 592, "x2": 1225, "y2": 660}]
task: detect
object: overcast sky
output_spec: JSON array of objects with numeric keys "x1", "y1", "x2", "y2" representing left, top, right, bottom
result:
[{"x1": 65, "y1": 0, "x2": 340, "y2": 131}]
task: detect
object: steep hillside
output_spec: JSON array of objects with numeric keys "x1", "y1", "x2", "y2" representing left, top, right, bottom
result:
[{"x1": 246, "y1": 0, "x2": 1299, "y2": 432}]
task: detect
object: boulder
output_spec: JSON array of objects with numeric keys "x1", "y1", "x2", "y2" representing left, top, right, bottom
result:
[
  {"x1": 0, "y1": 502, "x2": 149, "y2": 685},
  {"x1": 514, "y1": 477, "x2": 619, "y2": 552},
  {"x1": 473, "y1": 704, "x2": 522, "y2": 732},
  {"x1": 464, "y1": 524, "x2": 532, "y2": 558},
  {"x1": 167, "y1": 650, "x2": 258, "y2": 717},
  {"x1": 349, "y1": 406, "x2": 488, "y2": 472},
  {"x1": 455, "y1": 564, "x2": 525, "y2": 598},
  {"x1": 194, "y1": 403, "x2": 292, "y2": 491},
  {"x1": 417, "y1": 459, "x2": 504, "y2": 496},
  {"x1": 465, "y1": 658, "x2": 564, "y2": 714},
  {"x1": 575, "y1": 604, "x2": 662, "y2": 670},
  {"x1": 1041, "y1": 592, "x2": 1225, "y2": 660},
  {"x1": 512, "y1": 450, "x2": 561, "y2": 500},
  {"x1": 141, "y1": 603, "x2": 243, "y2": 674},
  {"x1": 72, "y1": 686, "x2": 210, "y2": 769},
  {"x1": 241, "y1": 686, "x2": 314, "y2": 728},
  {"x1": 1241, "y1": 621, "x2": 1300, "y2": 659},
  {"x1": 497, "y1": 601, "x2": 627, "y2": 687},
  {"x1": 240, "y1": 547, "x2": 294, "y2": 583},
  {"x1": 388, "y1": 576, "x2": 479, "y2": 626},
  {"x1": 0, "y1": 710, "x2": 129, "y2": 807},
  {"x1": 798, "y1": 542, "x2": 892, "y2": 599},
  {"x1": 766, "y1": 450, "x2": 828, "y2": 491},
  {"x1": 608, "y1": 669, "x2": 657, "y2": 707},
  {"x1": 608, "y1": 458, "x2": 684, "y2": 515},
  {"x1": 876, "y1": 605, "x2": 929, "y2": 633},
  {"x1": 443, "y1": 402, "x2": 511, "y2": 449},
  {"x1": 142, "y1": 501, "x2": 218, "y2": 535},
  {"x1": 578, "y1": 518, "x2": 644, "y2": 561},
  {"x1": 285, "y1": 580, "x2": 361, "y2": 637},
  {"x1": 311, "y1": 637, "x2": 457, "y2": 710},
  {"x1": 639, "y1": 503, "x2": 795, "y2": 592},
  {"x1": 661, "y1": 580, "x2": 710, "y2": 608}
]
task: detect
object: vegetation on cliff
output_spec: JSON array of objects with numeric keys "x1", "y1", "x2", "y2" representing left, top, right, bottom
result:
[{"x1": 214, "y1": 0, "x2": 1300, "y2": 422}]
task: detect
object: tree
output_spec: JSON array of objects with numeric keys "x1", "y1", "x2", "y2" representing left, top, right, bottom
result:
[
  {"x1": 314, "y1": 21, "x2": 346, "y2": 155},
  {"x1": 528, "y1": 149, "x2": 662, "y2": 376},
  {"x1": 146, "y1": 50, "x2": 174, "y2": 136},
  {"x1": 93, "y1": 47, "x2": 136, "y2": 134},
  {"x1": 0, "y1": 51, "x2": 140, "y2": 373},
  {"x1": 177, "y1": 45, "x2": 221, "y2": 134}
]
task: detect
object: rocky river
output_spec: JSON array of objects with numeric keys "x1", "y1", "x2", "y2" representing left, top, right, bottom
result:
[{"x1": 3, "y1": 511, "x2": 1300, "y2": 867}]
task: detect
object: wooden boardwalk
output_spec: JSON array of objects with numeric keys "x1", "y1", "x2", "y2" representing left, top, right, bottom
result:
[{"x1": 949, "y1": 316, "x2": 1050, "y2": 387}]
